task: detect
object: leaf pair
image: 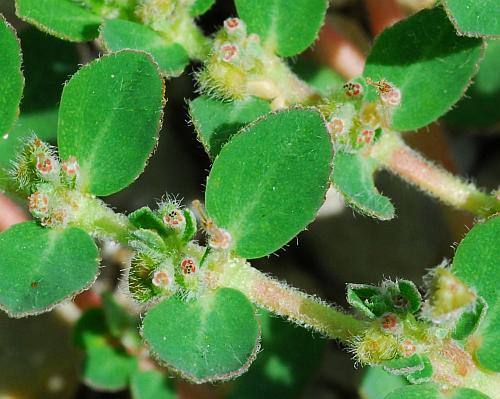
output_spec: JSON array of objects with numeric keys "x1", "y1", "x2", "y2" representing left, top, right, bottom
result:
[{"x1": 0, "y1": 50, "x2": 165, "y2": 317}]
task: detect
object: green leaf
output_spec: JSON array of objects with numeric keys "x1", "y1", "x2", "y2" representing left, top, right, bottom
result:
[
  {"x1": 382, "y1": 354, "x2": 424, "y2": 375},
  {"x1": 452, "y1": 297, "x2": 487, "y2": 341},
  {"x1": 444, "y1": 40, "x2": 500, "y2": 128},
  {"x1": 0, "y1": 15, "x2": 23, "y2": 136},
  {"x1": 406, "y1": 355, "x2": 432, "y2": 384},
  {"x1": 444, "y1": 0, "x2": 500, "y2": 38},
  {"x1": 363, "y1": 7, "x2": 483, "y2": 131},
  {"x1": 142, "y1": 288, "x2": 260, "y2": 383},
  {"x1": 15, "y1": 0, "x2": 101, "y2": 42},
  {"x1": 190, "y1": 0, "x2": 216, "y2": 17},
  {"x1": 384, "y1": 384, "x2": 489, "y2": 399},
  {"x1": 75, "y1": 309, "x2": 137, "y2": 391},
  {"x1": 189, "y1": 96, "x2": 271, "y2": 158},
  {"x1": 347, "y1": 284, "x2": 382, "y2": 318},
  {"x1": 102, "y1": 292, "x2": 132, "y2": 338},
  {"x1": 229, "y1": 310, "x2": 325, "y2": 399},
  {"x1": 235, "y1": 0, "x2": 328, "y2": 56},
  {"x1": 129, "y1": 207, "x2": 169, "y2": 237},
  {"x1": 205, "y1": 108, "x2": 332, "y2": 259},
  {"x1": 130, "y1": 369, "x2": 176, "y2": 399},
  {"x1": 360, "y1": 367, "x2": 408, "y2": 399},
  {"x1": 58, "y1": 50, "x2": 165, "y2": 196},
  {"x1": 451, "y1": 216, "x2": 500, "y2": 371},
  {"x1": 100, "y1": 19, "x2": 189, "y2": 78},
  {"x1": 0, "y1": 222, "x2": 99, "y2": 317},
  {"x1": 332, "y1": 150, "x2": 394, "y2": 220},
  {"x1": 84, "y1": 343, "x2": 137, "y2": 391}
]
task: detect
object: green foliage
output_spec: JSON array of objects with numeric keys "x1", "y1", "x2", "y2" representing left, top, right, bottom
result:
[
  {"x1": 101, "y1": 19, "x2": 189, "y2": 77},
  {"x1": 142, "y1": 288, "x2": 260, "y2": 383},
  {"x1": 229, "y1": 310, "x2": 325, "y2": 398},
  {"x1": 189, "y1": 96, "x2": 271, "y2": 158},
  {"x1": 58, "y1": 50, "x2": 164, "y2": 196},
  {"x1": 130, "y1": 370, "x2": 176, "y2": 399},
  {"x1": 205, "y1": 108, "x2": 332, "y2": 259},
  {"x1": 383, "y1": 384, "x2": 489, "y2": 399},
  {"x1": 0, "y1": 222, "x2": 99, "y2": 317},
  {"x1": 290, "y1": 59, "x2": 345, "y2": 97},
  {"x1": 0, "y1": 15, "x2": 23, "y2": 136},
  {"x1": 451, "y1": 216, "x2": 500, "y2": 371},
  {"x1": 235, "y1": 0, "x2": 328, "y2": 56},
  {"x1": 15, "y1": 0, "x2": 101, "y2": 42},
  {"x1": 332, "y1": 150, "x2": 394, "y2": 220},
  {"x1": 347, "y1": 280, "x2": 421, "y2": 318},
  {"x1": 74, "y1": 308, "x2": 137, "y2": 391},
  {"x1": 452, "y1": 297, "x2": 487, "y2": 341},
  {"x1": 360, "y1": 367, "x2": 408, "y2": 399},
  {"x1": 444, "y1": 0, "x2": 500, "y2": 38},
  {"x1": 445, "y1": 40, "x2": 500, "y2": 128},
  {"x1": 364, "y1": 7, "x2": 483, "y2": 131}
]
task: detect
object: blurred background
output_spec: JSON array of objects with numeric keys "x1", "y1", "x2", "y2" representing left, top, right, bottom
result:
[{"x1": 0, "y1": 0, "x2": 498, "y2": 398}]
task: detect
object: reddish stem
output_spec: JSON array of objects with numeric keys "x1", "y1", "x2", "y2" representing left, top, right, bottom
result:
[{"x1": 364, "y1": 0, "x2": 404, "y2": 36}]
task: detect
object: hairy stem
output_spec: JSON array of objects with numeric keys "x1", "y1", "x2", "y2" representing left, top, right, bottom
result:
[
  {"x1": 369, "y1": 133, "x2": 500, "y2": 217},
  {"x1": 210, "y1": 256, "x2": 368, "y2": 342}
]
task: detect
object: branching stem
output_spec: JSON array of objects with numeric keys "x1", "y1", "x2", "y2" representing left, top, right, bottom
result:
[{"x1": 369, "y1": 133, "x2": 500, "y2": 217}]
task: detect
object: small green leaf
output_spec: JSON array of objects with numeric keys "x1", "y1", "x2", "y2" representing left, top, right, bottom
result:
[
  {"x1": 451, "y1": 216, "x2": 500, "y2": 371},
  {"x1": 406, "y1": 355, "x2": 432, "y2": 384},
  {"x1": 182, "y1": 209, "x2": 197, "y2": 244},
  {"x1": 229, "y1": 310, "x2": 325, "y2": 399},
  {"x1": 129, "y1": 207, "x2": 169, "y2": 237},
  {"x1": 0, "y1": 15, "x2": 23, "y2": 136},
  {"x1": 75, "y1": 309, "x2": 137, "y2": 391},
  {"x1": 384, "y1": 384, "x2": 489, "y2": 399},
  {"x1": 452, "y1": 297, "x2": 487, "y2": 341},
  {"x1": 0, "y1": 222, "x2": 99, "y2": 317},
  {"x1": 15, "y1": 0, "x2": 101, "y2": 42},
  {"x1": 100, "y1": 19, "x2": 189, "y2": 78},
  {"x1": 190, "y1": 0, "x2": 216, "y2": 17},
  {"x1": 332, "y1": 150, "x2": 394, "y2": 220},
  {"x1": 444, "y1": 0, "x2": 500, "y2": 38},
  {"x1": 205, "y1": 108, "x2": 332, "y2": 259},
  {"x1": 364, "y1": 7, "x2": 483, "y2": 131},
  {"x1": 58, "y1": 50, "x2": 165, "y2": 196},
  {"x1": 347, "y1": 284, "x2": 382, "y2": 318},
  {"x1": 130, "y1": 369, "x2": 176, "y2": 399},
  {"x1": 396, "y1": 280, "x2": 421, "y2": 314},
  {"x1": 84, "y1": 343, "x2": 137, "y2": 391},
  {"x1": 235, "y1": 0, "x2": 328, "y2": 56},
  {"x1": 102, "y1": 292, "x2": 132, "y2": 338},
  {"x1": 189, "y1": 96, "x2": 271, "y2": 158},
  {"x1": 445, "y1": 40, "x2": 500, "y2": 128},
  {"x1": 142, "y1": 288, "x2": 260, "y2": 383},
  {"x1": 360, "y1": 367, "x2": 408, "y2": 399},
  {"x1": 383, "y1": 354, "x2": 424, "y2": 375}
]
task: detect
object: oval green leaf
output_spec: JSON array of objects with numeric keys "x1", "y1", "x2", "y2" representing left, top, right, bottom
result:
[
  {"x1": 142, "y1": 288, "x2": 260, "y2": 383},
  {"x1": 451, "y1": 216, "x2": 500, "y2": 371},
  {"x1": 15, "y1": 0, "x2": 101, "y2": 42},
  {"x1": 189, "y1": 95, "x2": 271, "y2": 158},
  {"x1": 332, "y1": 150, "x2": 394, "y2": 220},
  {"x1": 0, "y1": 222, "x2": 99, "y2": 317},
  {"x1": 205, "y1": 108, "x2": 332, "y2": 259},
  {"x1": 444, "y1": 0, "x2": 500, "y2": 38},
  {"x1": 235, "y1": 0, "x2": 328, "y2": 57},
  {"x1": 364, "y1": 7, "x2": 483, "y2": 131},
  {"x1": 100, "y1": 19, "x2": 189, "y2": 78},
  {"x1": 0, "y1": 15, "x2": 23, "y2": 136},
  {"x1": 58, "y1": 50, "x2": 165, "y2": 196},
  {"x1": 360, "y1": 367, "x2": 408, "y2": 399},
  {"x1": 190, "y1": 0, "x2": 216, "y2": 17}
]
